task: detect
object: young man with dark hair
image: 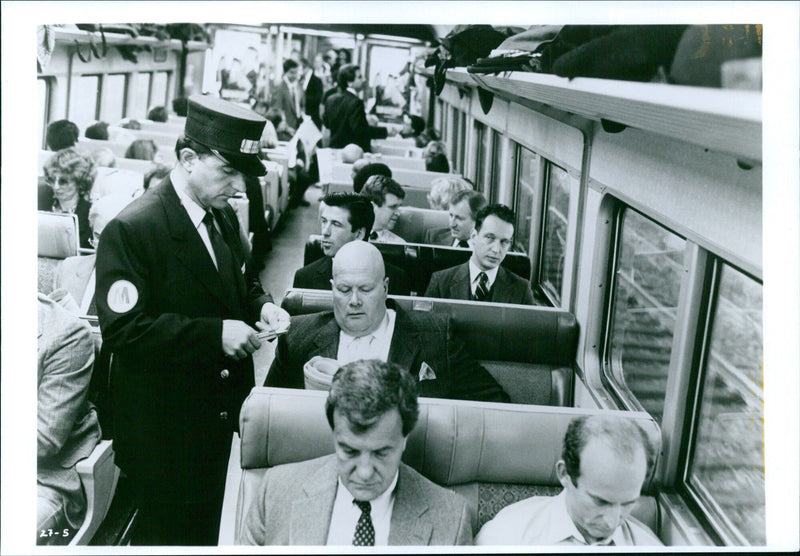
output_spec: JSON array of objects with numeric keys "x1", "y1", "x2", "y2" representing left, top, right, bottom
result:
[
  {"x1": 425, "y1": 204, "x2": 534, "y2": 305},
  {"x1": 292, "y1": 192, "x2": 410, "y2": 295}
]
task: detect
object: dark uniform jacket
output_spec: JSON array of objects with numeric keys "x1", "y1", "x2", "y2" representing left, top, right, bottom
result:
[
  {"x1": 264, "y1": 303, "x2": 509, "y2": 403},
  {"x1": 292, "y1": 255, "x2": 412, "y2": 296},
  {"x1": 425, "y1": 262, "x2": 535, "y2": 305},
  {"x1": 323, "y1": 88, "x2": 388, "y2": 152},
  {"x1": 95, "y1": 177, "x2": 271, "y2": 502},
  {"x1": 304, "y1": 72, "x2": 324, "y2": 128}
]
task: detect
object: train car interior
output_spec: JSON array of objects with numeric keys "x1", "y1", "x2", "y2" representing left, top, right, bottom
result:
[{"x1": 6, "y1": 3, "x2": 797, "y2": 551}]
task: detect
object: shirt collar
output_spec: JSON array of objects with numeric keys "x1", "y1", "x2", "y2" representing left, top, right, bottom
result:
[
  {"x1": 545, "y1": 491, "x2": 621, "y2": 546},
  {"x1": 171, "y1": 169, "x2": 208, "y2": 229},
  {"x1": 468, "y1": 258, "x2": 500, "y2": 287},
  {"x1": 340, "y1": 469, "x2": 399, "y2": 515},
  {"x1": 346, "y1": 87, "x2": 358, "y2": 96},
  {"x1": 340, "y1": 308, "x2": 392, "y2": 343}
]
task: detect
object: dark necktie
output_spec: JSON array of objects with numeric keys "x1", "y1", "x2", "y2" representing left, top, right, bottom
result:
[
  {"x1": 352, "y1": 500, "x2": 375, "y2": 546},
  {"x1": 457, "y1": 239, "x2": 469, "y2": 248},
  {"x1": 369, "y1": 231, "x2": 378, "y2": 241},
  {"x1": 203, "y1": 211, "x2": 238, "y2": 301},
  {"x1": 474, "y1": 271, "x2": 490, "y2": 301}
]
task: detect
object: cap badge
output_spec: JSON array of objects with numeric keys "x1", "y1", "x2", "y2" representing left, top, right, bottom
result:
[{"x1": 240, "y1": 139, "x2": 259, "y2": 154}]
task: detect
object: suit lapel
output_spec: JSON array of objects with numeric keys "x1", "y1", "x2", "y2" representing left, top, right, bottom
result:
[
  {"x1": 157, "y1": 179, "x2": 236, "y2": 313},
  {"x1": 449, "y1": 263, "x2": 472, "y2": 301},
  {"x1": 489, "y1": 267, "x2": 510, "y2": 303},
  {"x1": 388, "y1": 307, "x2": 421, "y2": 371},
  {"x1": 311, "y1": 315, "x2": 340, "y2": 359},
  {"x1": 388, "y1": 465, "x2": 433, "y2": 545},
  {"x1": 290, "y1": 457, "x2": 338, "y2": 544}
]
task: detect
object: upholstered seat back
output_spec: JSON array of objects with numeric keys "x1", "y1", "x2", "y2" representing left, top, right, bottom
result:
[
  {"x1": 303, "y1": 236, "x2": 531, "y2": 294},
  {"x1": 281, "y1": 290, "x2": 577, "y2": 406},
  {"x1": 235, "y1": 388, "x2": 661, "y2": 541},
  {"x1": 391, "y1": 206, "x2": 450, "y2": 243}
]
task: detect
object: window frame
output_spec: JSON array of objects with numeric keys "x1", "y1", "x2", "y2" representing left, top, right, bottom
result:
[
  {"x1": 677, "y1": 259, "x2": 765, "y2": 546},
  {"x1": 537, "y1": 160, "x2": 572, "y2": 306},
  {"x1": 600, "y1": 204, "x2": 688, "y2": 418}
]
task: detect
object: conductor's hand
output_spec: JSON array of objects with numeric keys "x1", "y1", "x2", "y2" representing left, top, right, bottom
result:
[
  {"x1": 222, "y1": 320, "x2": 261, "y2": 360},
  {"x1": 257, "y1": 302, "x2": 291, "y2": 335}
]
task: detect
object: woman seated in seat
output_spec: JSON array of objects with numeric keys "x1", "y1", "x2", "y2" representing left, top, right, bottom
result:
[{"x1": 40, "y1": 147, "x2": 95, "y2": 249}]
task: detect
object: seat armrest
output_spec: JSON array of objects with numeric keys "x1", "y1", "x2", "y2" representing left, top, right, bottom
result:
[{"x1": 69, "y1": 440, "x2": 119, "y2": 545}]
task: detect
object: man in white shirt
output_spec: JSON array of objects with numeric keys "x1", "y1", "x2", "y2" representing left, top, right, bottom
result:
[
  {"x1": 423, "y1": 189, "x2": 487, "y2": 247},
  {"x1": 361, "y1": 175, "x2": 407, "y2": 244},
  {"x1": 425, "y1": 204, "x2": 534, "y2": 305},
  {"x1": 241, "y1": 359, "x2": 474, "y2": 545},
  {"x1": 271, "y1": 58, "x2": 303, "y2": 131},
  {"x1": 475, "y1": 414, "x2": 663, "y2": 546}
]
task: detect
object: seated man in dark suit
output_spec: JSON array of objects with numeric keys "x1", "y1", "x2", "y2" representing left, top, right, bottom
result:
[
  {"x1": 424, "y1": 189, "x2": 487, "y2": 248},
  {"x1": 268, "y1": 241, "x2": 509, "y2": 403},
  {"x1": 425, "y1": 204, "x2": 534, "y2": 305},
  {"x1": 242, "y1": 359, "x2": 474, "y2": 545},
  {"x1": 292, "y1": 192, "x2": 410, "y2": 295}
]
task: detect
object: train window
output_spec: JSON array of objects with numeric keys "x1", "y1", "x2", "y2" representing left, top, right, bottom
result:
[
  {"x1": 151, "y1": 71, "x2": 170, "y2": 110},
  {"x1": 457, "y1": 110, "x2": 467, "y2": 174},
  {"x1": 487, "y1": 129, "x2": 500, "y2": 203},
  {"x1": 513, "y1": 146, "x2": 540, "y2": 262},
  {"x1": 38, "y1": 77, "x2": 51, "y2": 147},
  {"x1": 449, "y1": 106, "x2": 459, "y2": 171},
  {"x1": 101, "y1": 74, "x2": 128, "y2": 122},
  {"x1": 473, "y1": 121, "x2": 486, "y2": 188},
  {"x1": 70, "y1": 74, "x2": 100, "y2": 126},
  {"x1": 605, "y1": 208, "x2": 686, "y2": 424},
  {"x1": 134, "y1": 72, "x2": 152, "y2": 119},
  {"x1": 686, "y1": 264, "x2": 764, "y2": 545},
  {"x1": 538, "y1": 163, "x2": 571, "y2": 304}
]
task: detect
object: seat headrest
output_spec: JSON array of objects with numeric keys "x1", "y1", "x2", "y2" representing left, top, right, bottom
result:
[
  {"x1": 281, "y1": 290, "x2": 578, "y2": 366},
  {"x1": 239, "y1": 388, "x2": 661, "y2": 491},
  {"x1": 38, "y1": 211, "x2": 80, "y2": 258}
]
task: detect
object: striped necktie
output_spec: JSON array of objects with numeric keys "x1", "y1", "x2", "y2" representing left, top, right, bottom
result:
[{"x1": 474, "y1": 271, "x2": 490, "y2": 301}]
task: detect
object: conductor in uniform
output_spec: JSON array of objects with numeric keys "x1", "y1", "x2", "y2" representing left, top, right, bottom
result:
[{"x1": 96, "y1": 95, "x2": 290, "y2": 545}]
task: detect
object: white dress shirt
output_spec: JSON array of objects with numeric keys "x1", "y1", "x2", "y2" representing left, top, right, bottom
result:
[
  {"x1": 284, "y1": 76, "x2": 301, "y2": 116},
  {"x1": 475, "y1": 491, "x2": 662, "y2": 546},
  {"x1": 326, "y1": 472, "x2": 399, "y2": 546},
  {"x1": 468, "y1": 259, "x2": 499, "y2": 297},
  {"x1": 337, "y1": 309, "x2": 396, "y2": 365},
  {"x1": 172, "y1": 171, "x2": 218, "y2": 269}
]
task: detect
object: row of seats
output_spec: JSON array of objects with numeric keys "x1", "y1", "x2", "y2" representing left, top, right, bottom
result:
[
  {"x1": 304, "y1": 236, "x2": 532, "y2": 295},
  {"x1": 280, "y1": 289, "x2": 574, "y2": 406},
  {"x1": 233, "y1": 388, "x2": 661, "y2": 542}
]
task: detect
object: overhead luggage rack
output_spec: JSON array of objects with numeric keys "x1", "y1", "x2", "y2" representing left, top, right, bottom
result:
[{"x1": 444, "y1": 68, "x2": 762, "y2": 161}]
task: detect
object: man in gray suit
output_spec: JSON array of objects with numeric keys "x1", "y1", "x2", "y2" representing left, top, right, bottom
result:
[
  {"x1": 425, "y1": 204, "x2": 534, "y2": 305},
  {"x1": 240, "y1": 359, "x2": 475, "y2": 545}
]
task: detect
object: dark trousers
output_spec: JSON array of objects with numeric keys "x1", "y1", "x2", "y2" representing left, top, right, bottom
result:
[{"x1": 129, "y1": 473, "x2": 227, "y2": 546}]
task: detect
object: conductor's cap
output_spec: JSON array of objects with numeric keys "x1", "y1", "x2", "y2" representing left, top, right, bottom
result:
[{"x1": 184, "y1": 94, "x2": 267, "y2": 177}]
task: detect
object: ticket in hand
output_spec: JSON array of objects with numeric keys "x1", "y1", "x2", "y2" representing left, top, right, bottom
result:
[{"x1": 256, "y1": 328, "x2": 284, "y2": 342}]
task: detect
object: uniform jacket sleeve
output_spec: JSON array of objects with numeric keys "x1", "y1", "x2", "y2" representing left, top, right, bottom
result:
[{"x1": 95, "y1": 216, "x2": 224, "y2": 366}]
